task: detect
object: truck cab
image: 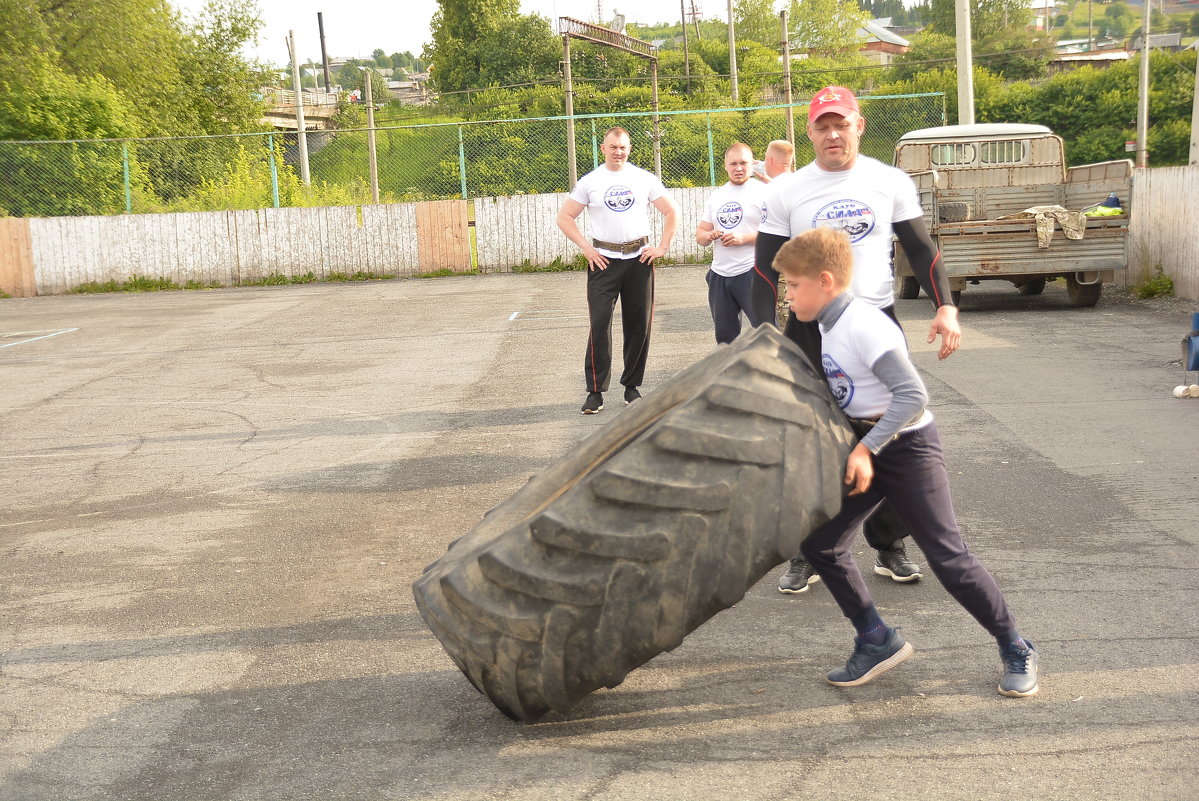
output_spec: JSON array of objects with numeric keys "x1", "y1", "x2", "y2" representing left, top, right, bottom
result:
[{"x1": 892, "y1": 123, "x2": 1133, "y2": 307}]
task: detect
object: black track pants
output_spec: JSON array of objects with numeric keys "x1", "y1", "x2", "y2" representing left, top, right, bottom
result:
[{"x1": 584, "y1": 257, "x2": 654, "y2": 393}]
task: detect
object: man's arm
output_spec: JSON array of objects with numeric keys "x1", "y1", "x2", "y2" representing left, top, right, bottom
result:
[
  {"x1": 696, "y1": 220, "x2": 721, "y2": 246},
  {"x1": 747, "y1": 231, "x2": 789, "y2": 328},
  {"x1": 641, "y1": 194, "x2": 679, "y2": 264},
  {"x1": 556, "y1": 197, "x2": 608, "y2": 271},
  {"x1": 893, "y1": 217, "x2": 960, "y2": 360}
]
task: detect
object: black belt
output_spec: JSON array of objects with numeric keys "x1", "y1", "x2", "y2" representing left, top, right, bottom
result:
[
  {"x1": 592, "y1": 236, "x2": 648, "y2": 255},
  {"x1": 847, "y1": 415, "x2": 883, "y2": 439}
]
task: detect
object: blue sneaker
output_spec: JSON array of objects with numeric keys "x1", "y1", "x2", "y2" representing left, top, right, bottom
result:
[
  {"x1": 998, "y1": 638, "x2": 1039, "y2": 697},
  {"x1": 826, "y1": 627, "x2": 914, "y2": 687}
]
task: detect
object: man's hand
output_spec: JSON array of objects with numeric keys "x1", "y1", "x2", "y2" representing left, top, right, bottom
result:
[
  {"x1": 583, "y1": 245, "x2": 609, "y2": 271},
  {"x1": 927, "y1": 304, "x2": 961, "y2": 360},
  {"x1": 639, "y1": 245, "x2": 667, "y2": 264},
  {"x1": 845, "y1": 443, "x2": 874, "y2": 496},
  {"x1": 719, "y1": 232, "x2": 748, "y2": 247}
]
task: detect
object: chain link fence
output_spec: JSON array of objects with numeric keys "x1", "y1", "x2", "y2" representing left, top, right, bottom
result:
[{"x1": 0, "y1": 94, "x2": 944, "y2": 218}]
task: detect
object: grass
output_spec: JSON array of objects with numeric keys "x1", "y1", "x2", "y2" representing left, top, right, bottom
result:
[{"x1": 1133, "y1": 265, "x2": 1175, "y2": 298}]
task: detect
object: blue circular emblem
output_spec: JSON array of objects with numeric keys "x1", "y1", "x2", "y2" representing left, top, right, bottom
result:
[
  {"x1": 812, "y1": 199, "x2": 876, "y2": 243},
  {"x1": 822, "y1": 355, "x2": 854, "y2": 409},
  {"x1": 604, "y1": 185, "x2": 635, "y2": 212},
  {"x1": 716, "y1": 201, "x2": 744, "y2": 230}
]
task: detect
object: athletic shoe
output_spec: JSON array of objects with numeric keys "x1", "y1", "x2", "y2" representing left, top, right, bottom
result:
[
  {"x1": 874, "y1": 541, "x2": 923, "y2": 583},
  {"x1": 826, "y1": 626, "x2": 914, "y2": 687},
  {"x1": 581, "y1": 392, "x2": 604, "y2": 414},
  {"x1": 998, "y1": 638, "x2": 1040, "y2": 697},
  {"x1": 624, "y1": 386, "x2": 642, "y2": 405},
  {"x1": 778, "y1": 558, "x2": 821, "y2": 594}
]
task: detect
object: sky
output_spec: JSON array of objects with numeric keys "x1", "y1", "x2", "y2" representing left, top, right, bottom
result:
[{"x1": 168, "y1": 0, "x2": 728, "y2": 67}]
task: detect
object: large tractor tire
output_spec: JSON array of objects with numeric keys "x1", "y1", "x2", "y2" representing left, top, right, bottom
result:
[{"x1": 412, "y1": 325, "x2": 856, "y2": 722}]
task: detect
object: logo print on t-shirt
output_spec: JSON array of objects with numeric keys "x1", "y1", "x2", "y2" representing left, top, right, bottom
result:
[
  {"x1": 812, "y1": 199, "x2": 875, "y2": 243},
  {"x1": 717, "y1": 201, "x2": 743, "y2": 229},
  {"x1": 604, "y1": 185, "x2": 635, "y2": 212},
  {"x1": 822, "y1": 354, "x2": 854, "y2": 409}
]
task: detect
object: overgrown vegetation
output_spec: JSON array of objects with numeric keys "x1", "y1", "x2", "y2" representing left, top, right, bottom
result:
[
  {"x1": 3, "y1": 0, "x2": 1197, "y2": 218},
  {"x1": 1133, "y1": 265, "x2": 1175, "y2": 298}
]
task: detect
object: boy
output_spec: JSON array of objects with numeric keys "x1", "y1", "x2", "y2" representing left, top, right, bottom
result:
[{"x1": 775, "y1": 226, "x2": 1039, "y2": 697}]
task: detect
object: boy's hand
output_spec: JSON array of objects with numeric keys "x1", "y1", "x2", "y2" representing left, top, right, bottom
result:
[{"x1": 844, "y1": 443, "x2": 874, "y2": 496}]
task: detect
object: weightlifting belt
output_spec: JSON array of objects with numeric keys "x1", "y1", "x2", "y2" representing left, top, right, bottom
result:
[{"x1": 592, "y1": 236, "x2": 649, "y2": 255}]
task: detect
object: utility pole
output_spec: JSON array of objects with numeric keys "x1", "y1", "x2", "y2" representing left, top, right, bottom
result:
[
  {"x1": 781, "y1": 9, "x2": 793, "y2": 144},
  {"x1": 564, "y1": 34, "x2": 577, "y2": 186},
  {"x1": 1087, "y1": 0, "x2": 1093, "y2": 52},
  {"x1": 317, "y1": 12, "x2": 332, "y2": 93},
  {"x1": 954, "y1": 0, "x2": 975, "y2": 124},
  {"x1": 1190, "y1": 45, "x2": 1199, "y2": 163},
  {"x1": 362, "y1": 68, "x2": 379, "y2": 203},
  {"x1": 726, "y1": 0, "x2": 738, "y2": 104},
  {"x1": 1136, "y1": 0, "x2": 1151, "y2": 168},
  {"x1": 288, "y1": 30, "x2": 311, "y2": 185},
  {"x1": 680, "y1": 0, "x2": 691, "y2": 92},
  {"x1": 652, "y1": 59, "x2": 662, "y2": 178}
]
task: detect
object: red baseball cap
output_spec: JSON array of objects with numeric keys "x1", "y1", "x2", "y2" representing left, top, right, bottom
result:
[{"x1": 808, "y1": 86, "x2": 861, "y2": 123}]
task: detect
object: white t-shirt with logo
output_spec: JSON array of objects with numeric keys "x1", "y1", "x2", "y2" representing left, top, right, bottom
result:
[
  {"x1": 759, "y1": 155, "x2": 922, "y2": 308},
  {"x1": 569, "y1": 163, "x2": 667, "y2": 259},
  {"x1": 819, "y1": 298, "x2": 907, "y2": 418},
  {"x1": 701, "y1": 181, "x2": 768, "y2": 277}
]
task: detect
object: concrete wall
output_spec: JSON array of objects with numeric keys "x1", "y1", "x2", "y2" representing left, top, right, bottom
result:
[
  {"x1": 4, "y1": 173, "x2": 1196, "y2": 300},
  {"x1": 1128, "y1": 165, "x2": 1199, "y2": 302},
  {"x1": 1, "y1": 186, "x2": 716, "y2": 297}
]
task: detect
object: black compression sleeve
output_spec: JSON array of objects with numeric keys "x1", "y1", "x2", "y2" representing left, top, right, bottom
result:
[
  {"x1": 748, "y1": 231, "x2": 790, "y2": 328},
  {"x1": 893, "y1": 218, "x2": 953, "y2": 308}
]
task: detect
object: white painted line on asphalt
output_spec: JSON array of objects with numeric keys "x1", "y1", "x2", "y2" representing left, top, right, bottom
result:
[
  {"x1": 1, "y1": 328, "x2": 80, "y2": 349},
  {"x1": 509, "y1": 310, "x2": 589, "y2": 321}
]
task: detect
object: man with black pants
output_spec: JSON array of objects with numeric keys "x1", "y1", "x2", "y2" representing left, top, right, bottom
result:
[
  {"x1": 557, "y1": 126, "x2": 679, "y2": 414},
  {"x1": 753, "y1": 86, "x2": 962, "y2": 594}
]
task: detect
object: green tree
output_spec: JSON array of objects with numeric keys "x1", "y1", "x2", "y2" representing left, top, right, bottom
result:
[
  {"x1": 735, "y1": 0, "x2": 780, "y2": 47},
  {"x1": 787, "y1": 0, "x2": 871, "y2": 55},
  {"x1": 372, "y1": 49, "x2": 392, "y2": 68},
  {"x1": 923, "y1": 0, "x2": 1034, "y2": 40},
  {"x1": 475, "y1": 14, "x2": 560, "y2": 86},
  {"x1": 424, "y1": 0, "x2": 521, "y2": 92}
]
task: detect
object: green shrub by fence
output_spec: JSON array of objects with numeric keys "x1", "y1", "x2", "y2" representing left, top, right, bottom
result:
[{"x1": 0, "y1": 94, "x2": 944, "y2": 217}]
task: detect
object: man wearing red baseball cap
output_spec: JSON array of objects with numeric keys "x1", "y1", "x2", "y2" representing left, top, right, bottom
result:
[{"x1": 750, "y1": 86, "x2": 961, "y2": 604}]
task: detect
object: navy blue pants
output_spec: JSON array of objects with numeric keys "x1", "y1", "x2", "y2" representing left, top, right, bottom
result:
[
  {"x1": 585, "y1": 257, "x2": 654, "y2": 393},
  {"x1": 799, "y1": 421, "x2": 1018, "y2": 637},
  {"x1": 706, "y1": 269, "x2": 755, "y2": 344}
]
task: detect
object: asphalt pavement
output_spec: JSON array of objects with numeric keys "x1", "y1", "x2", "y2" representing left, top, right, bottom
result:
[{"x1": 2, "y1": 267, "x2": 1196, "y2": 800}]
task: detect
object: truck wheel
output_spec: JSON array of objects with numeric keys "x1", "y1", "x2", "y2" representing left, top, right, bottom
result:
[
  {"x1": 938, "y1": 202, "x2": 969, "y2": 223},
  {"x1": 897, "y1": 276, "x2": 921, "y2": 300},
  {"x1": 413, "y1": 326, "x2": 855, "y2": 722},
  {"x1": 1018, "y1": 278, "x2": 1046, "y2": 296},
  {"x1": 1066, "y1": 275, "x2": 1102, "y2": 307}
]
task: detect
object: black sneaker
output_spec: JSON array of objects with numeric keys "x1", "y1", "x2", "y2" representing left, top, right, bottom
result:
[
  {"x1": 998, "y1": 638, "x2": 1039, "y2": 697},
  {"x1": 778, "y1": 558, "x2": 821, "y2": 594},
  {"x1": 874, "y1": 541, "x2": 923, "y2": 583},
  {"x1": 581, "y1": 392, "x2": 603, "y2": 414},
  {"x1": 624, "y1": 386, "x2": 642, "y2": 405},
  {"x1": 826, "y1": 626, "x2": 914, "y2": 687}
]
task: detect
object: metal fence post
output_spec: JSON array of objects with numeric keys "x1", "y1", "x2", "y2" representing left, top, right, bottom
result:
[
  {"x1": 706, "y1": 114, "x2": 716, "y2": 187},
  {"x1": 591, "y1": 119, "x2": 599, "y2": 170},
  {"x1": 121, "y1": 143, "x2": 132, "y2": 214},
  {"x1": 457, "y1": 125, "x2": 468, "y2": 199},
  {"x1": 267, "y1": 134, "x2": 280, "y2": 209}
]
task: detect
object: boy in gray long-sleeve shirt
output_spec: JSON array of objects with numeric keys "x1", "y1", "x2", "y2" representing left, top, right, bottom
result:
[{"x1": 776, "y1": 226, "x2": 1040, "y2": 697}]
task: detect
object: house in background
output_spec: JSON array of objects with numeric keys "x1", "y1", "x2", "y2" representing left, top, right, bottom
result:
[{"x1": 858, "y1": 19, "x2": 912, "y2": 65}]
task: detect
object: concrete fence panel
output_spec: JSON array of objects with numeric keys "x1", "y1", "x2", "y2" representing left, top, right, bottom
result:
[{"x1": 1129, "y1": 165, "x2": 1199, "y2": 302}]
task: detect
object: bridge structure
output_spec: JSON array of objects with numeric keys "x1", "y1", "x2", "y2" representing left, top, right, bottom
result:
[{"x1": 260, "y1": 88, "x2": 340, "y2": 131}]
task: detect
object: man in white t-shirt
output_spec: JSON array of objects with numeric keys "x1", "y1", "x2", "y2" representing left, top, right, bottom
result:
[
  {"x1": 696, "y1": 143, "x2": 769, "y2": 343},
  {"x1": 752, "y1": 86, "x2": 963, "y2": 595},
  {"x1": 557, "y1": 127, "x2": 679, "y2": 415}
]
